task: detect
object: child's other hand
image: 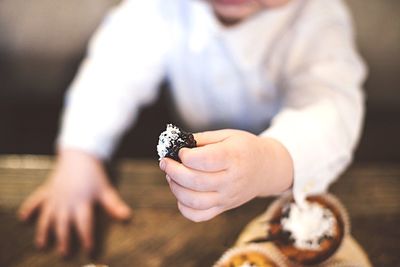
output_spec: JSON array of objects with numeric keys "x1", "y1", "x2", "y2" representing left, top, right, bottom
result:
[
  {"x1": 17, "y1": 149, "x2": 131, "y2": 256},
  {"x1": 159, "y1": 129, "x2": 293, "y2": 222}
]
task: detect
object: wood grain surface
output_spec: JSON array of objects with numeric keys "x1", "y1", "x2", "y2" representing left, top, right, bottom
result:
[{"x1": 0, "y1": 155, "x2": 399, "y2": 267}]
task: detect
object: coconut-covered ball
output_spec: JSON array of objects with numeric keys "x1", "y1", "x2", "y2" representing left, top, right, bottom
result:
[{"x1": 157, "y1": 124, "x2": 196, "y2": 162}]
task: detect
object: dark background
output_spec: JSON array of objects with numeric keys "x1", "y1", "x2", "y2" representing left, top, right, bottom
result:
[{"x1": 0, "y1": 0, "x2": 399, "y2": 161}]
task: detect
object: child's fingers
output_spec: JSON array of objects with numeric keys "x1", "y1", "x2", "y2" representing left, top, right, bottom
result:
[
  {"x1": 179, "y1": 144, "x2": 229, "y2": 172},
  {"x1": 18, "y1": 187, "x2": 46, "y2": 221},
  {"x1": 35, "y1": 204, "x2": 53, "y2": 249},
  {"x1": 99, "y1": 186, "x2": 132, "y2": 220},
  {"x1": 74, "y1": 203, "x2": 93, "y2": 253},
  {"x1": 161, "y1": 158, "x2": 225, "y2": 192},
  {"x1": 168, "y1": 178, "x2": 220, "y2": 210},
  {"x1": 177, "y1": 201, "x2": 222, "y2": 222},
  {"x1": 55, "y1": 209, "x2": 70, "y2": 256},
  {"x1": 193, "y1": 129, "x2": 234, "y2": 146}
]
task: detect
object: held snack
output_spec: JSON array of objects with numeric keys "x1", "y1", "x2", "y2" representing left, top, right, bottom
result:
[{"x1": 157, "y1": 124, "x2": 197, "y2": 162}]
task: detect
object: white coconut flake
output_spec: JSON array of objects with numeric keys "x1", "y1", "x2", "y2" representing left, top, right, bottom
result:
[
  {"x1": 281, "y1": 201, "x2": 336, "y2": 250},
  {"x1": 157, "y1": 124, "x2": 181, "y2": 160}
]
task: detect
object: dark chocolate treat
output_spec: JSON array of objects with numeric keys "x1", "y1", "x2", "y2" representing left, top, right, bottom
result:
[{"x1": 157, "y1": 124, "x2": 197, "y2": 162}]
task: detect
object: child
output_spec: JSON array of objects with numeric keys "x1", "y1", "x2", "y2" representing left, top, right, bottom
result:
[{"x1": 18, "y1": 0, "x2": 366, "y2": 256}]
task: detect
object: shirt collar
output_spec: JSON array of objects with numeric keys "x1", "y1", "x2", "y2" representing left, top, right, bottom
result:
[{"x1": 191, "y1": 0, "x2": 303, "y2": 69}]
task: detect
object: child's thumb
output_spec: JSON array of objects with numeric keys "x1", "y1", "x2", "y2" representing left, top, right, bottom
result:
[
  {"x1": 193, "y1": 129, "x2": 234, "y2": 146},
  {"x1": 99, "y1": 186, "x2": 132, "y2": 220}
]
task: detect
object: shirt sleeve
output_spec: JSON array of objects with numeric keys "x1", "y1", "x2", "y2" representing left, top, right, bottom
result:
[
  {"x1": 260, "y1": 10, "x2": 367, "y2": 203},
  {"x1": 57, "y1": 0, "x2": 171, "y2": 159}
]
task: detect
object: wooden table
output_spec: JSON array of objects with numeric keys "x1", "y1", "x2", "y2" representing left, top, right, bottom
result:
[{"x1": 0, "y1": 155, "x2": 399, "y2": 267}]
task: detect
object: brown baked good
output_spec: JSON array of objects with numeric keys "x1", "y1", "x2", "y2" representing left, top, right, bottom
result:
[
  {"x1": 214, "y1": 244, "x2": 287, "y2": 267},
  {"x1": 266, "y1": 194, "x2": 348, "y2": 266}
]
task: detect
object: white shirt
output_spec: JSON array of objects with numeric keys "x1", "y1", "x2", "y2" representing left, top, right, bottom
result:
[{"x1": 58, "y1": 0, "x2": 367, "y2": 201}]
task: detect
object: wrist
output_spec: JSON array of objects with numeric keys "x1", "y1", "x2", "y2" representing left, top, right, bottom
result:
[
  {"x1": 52, "y1": 148, "x2": 108, "y2": 189},
  {"x1": 56, "y1": 148, "x2": 104, "y2": 175},
  {"x1": 258, "y1": 137, "x2": 294, "y2": 197},
  {"x1": 58, "y1": 148, "x2": 102, "y2": 163}
]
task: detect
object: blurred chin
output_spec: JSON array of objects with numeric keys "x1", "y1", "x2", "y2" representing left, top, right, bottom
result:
[{"x1": 210, "y1": 0, "x2": 260, "y2": 23}]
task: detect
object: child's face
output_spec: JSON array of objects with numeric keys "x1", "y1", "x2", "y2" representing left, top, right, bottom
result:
[{"x1": 207, "y1": 0, "x2": 291, "y2": 25}]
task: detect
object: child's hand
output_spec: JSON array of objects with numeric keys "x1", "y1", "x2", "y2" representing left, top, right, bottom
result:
[
  {"x1": 18, "y1": 149, "x2": 131, "y2": 256},
  {"x1": 159, "y1": 129, "x2": 293, "y2": 222}
]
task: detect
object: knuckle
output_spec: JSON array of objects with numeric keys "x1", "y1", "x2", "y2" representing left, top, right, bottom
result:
[
  {"x1": 192, "y1": 175, "x2": 204, "y2": 190},
  {"x1": 187, "y1": 196, "x2": 200, "y2": 209},
  {"x1": 177, "y1": 202, "x2": 189, "y2": 217},
  {"x1": 175, "y1": 190, "x2": 191, "y2": 208},
  {"x1": 164, "y1": 160, "x2": 177, "y2": 176},
  {"x1": 192, "y1": 196, "x2": 213, "y2": 210},
  {"x1": 201, "y1": 199, "x2": 214, "y2": 210},
  {"x1": 207, "y1": 151, "x2": 219, "y2": 164},
  {"x1": 185, "y1": 210, "x2": 206, "y2": 222},
  {"x1": 211, "y1": 148, "x2": 228, "y2": 170},
  {"x1": 168, "y1": 165, "x2": 183, "y2": 181},
  {"x1": 202, "y1": 159, "x2": 213, "y2": 171},
  {"x1": 226, "y1": 142, "x2": 238, "y2": 158},
  {"x1": 177, "y1": 203, "x2": 203, "y2": 222},
  {"x1": 179, "y1": 148, "x2": 190, "y2": 163},
  {"x1": 216, "y1": 173, "x2": 229, "y2": 190},
  {"x1": 163, "y1": 161, "x2": 172, "y2": 175},
  {"x1": 191, "y1": 215, "x2": 205, "y2": 223},
  {"x1": 194, "y1": 211, "x2": 215, "y2": 222},
  {"x1": 170, "y1": 182, "x2": 180, "y2": 198}
]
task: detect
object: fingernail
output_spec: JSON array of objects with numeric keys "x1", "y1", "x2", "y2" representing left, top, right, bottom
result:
[
  {"x1": 166, "y1": 175, "x2": 171, "y2": 183},
  {"x1": 159, "y1": 159, "x2": 166, "y2": 171}
]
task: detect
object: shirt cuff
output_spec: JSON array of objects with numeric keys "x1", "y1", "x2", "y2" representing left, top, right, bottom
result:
[
  {"x1": 260, "y1": 112, "x2": 351, "y2": 204},
  {"x1": 56, "y1": 132, "x2": 114, "y2": 161}
]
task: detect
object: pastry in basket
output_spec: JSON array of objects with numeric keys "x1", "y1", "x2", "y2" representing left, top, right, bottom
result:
[
  {"x1": 214, "y1": 244, "x2": 287, "y2": 267},
  {"x1": 249, "y1": 194, "x2": 349, "y2": 266}
]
